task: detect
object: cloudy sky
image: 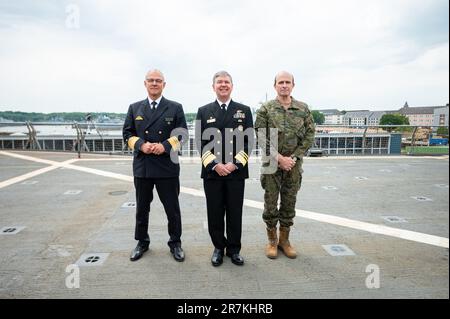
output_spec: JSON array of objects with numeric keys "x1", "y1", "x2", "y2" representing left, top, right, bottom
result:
[{"x1": 0, "y1": 0, "x2": 448, "y2": 114}]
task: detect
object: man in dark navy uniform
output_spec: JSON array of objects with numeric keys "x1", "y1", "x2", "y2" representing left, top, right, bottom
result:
[
  {"x1": 196, "y1": 71, "x2": 254, "y2": 267},
  {"x1": 123, "y1": 69, "x2": 187, "y2": 262}
]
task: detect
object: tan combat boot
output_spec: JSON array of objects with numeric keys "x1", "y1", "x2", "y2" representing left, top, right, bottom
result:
[
  {"x1": 278, "y1": 226, "x2": 297, "y2": 259},
  {"x1": 265, "y1": 227, "x2": 278, "y2": 259}
]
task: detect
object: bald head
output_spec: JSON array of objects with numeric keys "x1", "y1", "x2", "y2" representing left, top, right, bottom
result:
[
  {"x1": 273, "y1": 71, "x2": 295, "y2": 99},
  {"x1": 274, "y1": 71, "x2": 294, "y2": 85}
]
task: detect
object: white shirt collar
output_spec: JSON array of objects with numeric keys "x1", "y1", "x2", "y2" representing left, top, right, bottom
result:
[
  {"x1": 216, "y1": 98, "x2": 232, "y2": 109},
  {"x1": 148, "y1": 96, "x2": 163, "y2": 106}
]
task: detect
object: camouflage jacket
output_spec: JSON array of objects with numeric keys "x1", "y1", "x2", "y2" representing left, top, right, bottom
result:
[{"x1": 254, "y1": 98, "x2": 315, "y2": 159}]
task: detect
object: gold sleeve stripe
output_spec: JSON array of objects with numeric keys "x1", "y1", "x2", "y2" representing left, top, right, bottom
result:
[
  {"x1": 235, "y1": 153, "x2": 248, "y2": 166},
  {"x1": 127, "y1": 136, "x2": 140, "y2": 150},
  {"x1": 202, "y1": 154, "x2": 216, "y2": 167},
  {"x1": 238, "y1": 151, "x2": 248, "y2": 160},
  {"x1": 167, "y1": 136, "x2": 181, "y2": 151},
  {"x1": 202, "y1": 151, "x2": 212, "y2": 161}
]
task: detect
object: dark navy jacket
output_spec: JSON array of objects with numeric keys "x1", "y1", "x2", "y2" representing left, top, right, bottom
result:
[
  {"x1": 123, "y1": 97, "x2": 187, "y2": 178},
  {"x1": 196, "y1": 100, "x2": 254, "y2": 180}
]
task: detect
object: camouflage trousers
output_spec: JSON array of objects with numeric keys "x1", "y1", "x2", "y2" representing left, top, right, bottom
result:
[{"x1": 260, "y1": 163, "x2": 303, "y2": 228}]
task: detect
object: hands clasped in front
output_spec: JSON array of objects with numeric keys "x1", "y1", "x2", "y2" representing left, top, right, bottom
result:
[
  {"x1": 214, "y1": 162, "x2": 237, "y2": 176},
  {"x1": 140, "y1": 142, "x2": 165, "y2": 155},
  {"x1": 278, "y1": 156, "x2": 296, "y2": 172}
]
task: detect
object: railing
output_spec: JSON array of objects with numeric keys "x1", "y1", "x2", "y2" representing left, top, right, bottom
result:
[
  {"x1": 0, "y1": 122, "x2": 131, "y2": 158},
  {"x1": 0, "y1": 122, "x2": 448, "y2": 156}
]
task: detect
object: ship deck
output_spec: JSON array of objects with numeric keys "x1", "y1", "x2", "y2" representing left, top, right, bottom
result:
[{"x1": 0, "y1": 150, "x2": 448, "y2": 299}]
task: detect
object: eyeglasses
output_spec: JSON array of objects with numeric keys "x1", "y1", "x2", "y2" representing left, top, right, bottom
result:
[{"x1": 146, "y1": 78, "x2": 164, "y2": 84}]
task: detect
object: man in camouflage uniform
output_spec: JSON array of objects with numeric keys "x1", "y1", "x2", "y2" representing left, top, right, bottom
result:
[{"x1": 254, "y1": 71, "x2": 315, "y2": 259}]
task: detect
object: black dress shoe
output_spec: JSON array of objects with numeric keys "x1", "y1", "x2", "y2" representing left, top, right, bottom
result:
[
  {"x1": 211, "y1": 248, "x2": 224, "y2": 267},
  {"x1": 226, "y1": 252, "x2": 244, "y2": 266},
  {"x1": 130, "y1": 243, "x2": 148, "y2": 261},
  {"x1": 171, "y1": 246, "x2": 185, "y2": 262}
]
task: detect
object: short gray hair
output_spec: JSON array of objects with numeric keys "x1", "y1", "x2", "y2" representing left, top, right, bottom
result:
[
  {"x1": 145, "y1": 69, "x2": 165, "y2": 81},
  {"x1": 212, "y1": 71, "x2": 233, "y2": 84}
]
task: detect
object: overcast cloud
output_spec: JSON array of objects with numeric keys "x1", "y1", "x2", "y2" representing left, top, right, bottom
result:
[{"x1": 0, "y1": 0, "x2": 448, "y2": 113}]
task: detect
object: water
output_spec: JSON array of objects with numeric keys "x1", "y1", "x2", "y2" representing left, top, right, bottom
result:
[{"x1": 0, "y1": 124, "x2": 122, "y2": 136}]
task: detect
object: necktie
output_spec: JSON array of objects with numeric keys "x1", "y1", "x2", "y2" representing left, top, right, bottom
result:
[
  {"x1": 220, "y1": 103, "x2": 226, "y2": 116},
  {"x1": 151, "y1": 101, "x2": 157, "y2": 111}
]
